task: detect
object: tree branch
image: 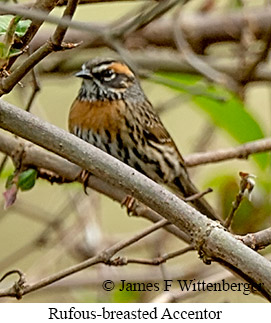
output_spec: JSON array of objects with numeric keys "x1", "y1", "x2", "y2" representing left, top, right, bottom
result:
[
  {"x1": 122, "y1": 245, "x2": 194, "y2": 266},
  {"x1": 0, "y1": 0, "x2": 80, "y2": 96},
  {"x1": 19, "y1": 0, "x2": 59, "y2": 49},
  {"x1": 0, "y1": 131, "x2": 190, "y2": 243},
  {"x1": 0, "y1": 219, "x2": 178, "y2": 298},
  {"x1": 0, "y1": 0, "x2": 149, "y2": 13},
  {"x1": 173, "y1": 12, "x2": 240, "y2": 93},
  {"x1": 3, "y1": 4, "x2": 271, "y2": 58},
  {"x1": 1, "y1": 99, "x2": 271, "y2": 300},
  {"x1": 237, "y1": 228, "x2": 271, "y2": 251},
  {"x1": 185, "y1": 137, "x2": 271, "y2": 167},
  {"x1": 0, "y1": 131, "x2": 270, "y2": 251}
]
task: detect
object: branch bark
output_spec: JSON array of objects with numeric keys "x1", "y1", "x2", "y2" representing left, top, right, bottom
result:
[
  {"x1": 0, "y1": 219, "x2": 182, "y2": 299},
  {"x1": 1, "y1": 131, "x2": 270, "y2": 249},
  {"x1": 0, "y1": 131, "x2": 190, "y2": 243},
  {"x1": 1, "y1": 99, "x2": 271, "y2": 300},
  {"x1": 31, "y1": 48, "x2": 271, "y2": 84},
  {"x1": 185, "y1": 137, "x2": 271, "y2": 167},
  {"x1": 19, "y1": 0, "x2": 60, "y2": 49},
  {"x1": 0, "y1": 0, "x2": 80, "y2": 96},
  {"x1": 3, "y1": 4, "x2": 271, "y2": 55}
]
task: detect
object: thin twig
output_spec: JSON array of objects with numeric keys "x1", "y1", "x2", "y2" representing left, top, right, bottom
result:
[
  {"x1": 0, "y1": 219, "x2": 170, "y2": 298},
  {"x1": 0, "y1": 269, "x2": 26, "y2": 300},
  {"x1": 156, "y1": 94, "x2": 189, "y2": 115},
  {"x1": 241, "y1": 17, "x2": 271, "y2": 81},
  {"x1": 224, "y1": 172, "x2": 255, "y2": 229},
  {"x1": 192, "y1": 123, "x2": 216, "y2": 154},
  {"x1": 111, "y1": 0, "x2": 188, "y2": 38},
  {"x1": 35, "y1": 262, "x2": 221, "y2": 292},
  {"x1": 19, "y1": 0, "x2": 59, "y2": 51},
  {"x1": 0, "y1": 0, "x2": 144, "y2": 12},
  {"x1": 0, "y1": 3, "x2": 103, "y2": 35},
  {"x1": 26, "y1": 49, "x2": 41, "y2": 112},
  {"x1": 0, "y1": 155, "x2": 8, "y2": 176},
  {"x1": 173, "y1": 11, "x2": 240, "y2": 93},
  {"x1": 184, "y1": 188, "x2": 213, "y2": 202},
  {"x1": 185, "y1": 137, "x2": 271, "y2": 167},
  {"x1": 4, "y1": 4, "x2": 271, "y2": 57},
  {"x1": 0, "y1": 0, "x2": 80, "y2": 96},
  {"x1": 101, "y1": 219, "x2": 170, "y2": 257},
  {"x1": 123, "y1": 245, "x2": 194, "y2": 266},
  {"x1": 0, "y1": 195, "x2": 78, "y2": 270},
  {"x1": 0, "y1": 269, "x2": 24, "y2": 284},
  {"x1": 237, "y1": 228, "x2": 271, "y2": 250}
]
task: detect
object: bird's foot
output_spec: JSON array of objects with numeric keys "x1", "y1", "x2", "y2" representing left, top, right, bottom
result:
[
  {"x1": 121, "y1": 195, "x2": 136, "y2": 215},
  {"x1": 77, "y1": 169, "x2": 91, "y2": 195}
]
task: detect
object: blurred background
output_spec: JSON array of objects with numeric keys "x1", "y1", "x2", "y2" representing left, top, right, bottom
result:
[{"x1": 0, "y1": 0, "x2": 271, "y2": 302}]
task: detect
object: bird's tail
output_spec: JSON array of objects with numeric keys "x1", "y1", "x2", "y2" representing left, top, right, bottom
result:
[{"x1": 171, "y1": 174, "x2": 219, "y2": 221}]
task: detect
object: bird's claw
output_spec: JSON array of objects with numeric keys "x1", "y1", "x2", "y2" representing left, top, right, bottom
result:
[
  {"x1": 121, "y1": 195, "x2": 136, "y2": 215},
  {"x1": 77, "y1": 169, "x2": 91, "y2": 195}
]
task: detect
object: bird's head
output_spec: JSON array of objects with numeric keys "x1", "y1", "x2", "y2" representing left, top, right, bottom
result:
[{"x1": 76, "y1": 58, "x2": 140, "y2": 101}]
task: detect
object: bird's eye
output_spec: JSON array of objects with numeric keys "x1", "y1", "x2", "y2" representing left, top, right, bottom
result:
[
  {"x1": 92, "y1": 67, "x2": 117, "y2": 82},
  {"x1": 101, "y1": 69, "x2": 113, "y2": 77}
]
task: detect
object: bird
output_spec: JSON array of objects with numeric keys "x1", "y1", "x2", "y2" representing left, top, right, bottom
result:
[{"x1": 69, "y1": 57, "x2": 218, "y2": 220}]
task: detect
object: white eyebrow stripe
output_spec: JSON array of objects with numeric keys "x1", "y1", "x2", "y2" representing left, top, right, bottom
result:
[{"x1": 92, "y1": 64, "x2": 113, "y2": 74}]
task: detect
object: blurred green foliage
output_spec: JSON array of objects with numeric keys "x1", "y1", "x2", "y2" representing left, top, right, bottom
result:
[
  {"x1": 0, "y1": 15, "x2": 31, "y2": 67},
  {"x1": 153, "y1": 72, "x2": 271, "y2": 233},
  {"x1": 154, "y1": 73, "x2": 267, "y2": 169}
]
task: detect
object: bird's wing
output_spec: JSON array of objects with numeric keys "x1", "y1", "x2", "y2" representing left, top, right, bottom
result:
[
  {"x1": 144, "y1": 121, "x2": 172, "y2": 144},
  {"x1": 141, "y1": 102, "x2": 185, "y2": 164}
]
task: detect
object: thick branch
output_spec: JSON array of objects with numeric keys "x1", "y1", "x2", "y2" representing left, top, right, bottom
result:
[
  {"x1": 1, "y1": 131, "x2": 270, "y2": 249},
  {"x1": 1, "y1": 99, "x2": 271, "y2": 300},
  {"x1": 140, "y1": 7, "x2": 271, "y2": 53},
  {"x1": 0, "y1": 131, "x2": 189, "y2": 243}
]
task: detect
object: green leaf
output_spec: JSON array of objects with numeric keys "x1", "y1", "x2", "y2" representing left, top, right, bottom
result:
[
  {"x1": 18, "y1": 169, "x2": 37, "y2": 191},
  {"x1": 154, "y1": 73, "x2": 267, "y2": 169},
  {"x1": 194, "y1": 92, "x2": 267, "y2": 169},
  {"x1": 14, "y1": 19, "x2": 31, "y2": 37},
  {"x1": 0, "y1": 15, "x2": 31, "y2": 37},
  {"x1": 151, "y1": 73, "x2": 228, "y2": 102},
  {"x1": 0, "y1": 15, "x2": 13, "y2": 35}
]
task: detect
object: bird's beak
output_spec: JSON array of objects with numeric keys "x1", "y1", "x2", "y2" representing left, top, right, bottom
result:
[{"x1": 75, "y1": 69, "x2": 92, "y2": 79}]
